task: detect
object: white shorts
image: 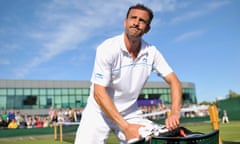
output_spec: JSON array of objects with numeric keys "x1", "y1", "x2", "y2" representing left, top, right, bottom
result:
[{"x1": 74, "y1": 104, "x2": 154, "y2": 144}]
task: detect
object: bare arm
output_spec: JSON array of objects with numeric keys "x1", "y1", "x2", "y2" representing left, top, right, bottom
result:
[
  {"x1": 163, "y1": 72, "x2": 182, "y2": 129},
  {"x1": 93, "y1": 84, "x2": 142, "y2": 140}
]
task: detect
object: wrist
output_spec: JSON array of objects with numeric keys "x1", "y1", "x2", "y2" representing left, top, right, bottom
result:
[
  {"x1": 119, "y1": 120, "x2": 129, "y2": 132},
  {"x1": 171, "y1": 110, "x2": 181, "y2": 117}
]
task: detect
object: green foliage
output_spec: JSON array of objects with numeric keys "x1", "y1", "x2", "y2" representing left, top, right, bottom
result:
[
  {"x1": 199, "y1": 101, "x2": 212, "y2": 105},
  {"x1": 227, "y1": 90, "x2": 240, "y2": 98}
]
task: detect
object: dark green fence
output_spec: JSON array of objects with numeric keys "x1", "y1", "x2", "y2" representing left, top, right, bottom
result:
[
  {"x1": 0, "y1": 127, "x2": 54, "y2": 138},
  {"x1": 217, "y1": 97, "x2": 240, "y2": 120},
  {"x1": 0, "y1": 125, "x2": 79, "y2": 138}
]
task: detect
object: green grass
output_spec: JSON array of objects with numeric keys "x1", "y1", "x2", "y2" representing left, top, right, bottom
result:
[
  {"x1": 0, "y1": 121, "x2": 239, "y2": 144},
  {"x1": 219, "y1": 121, "x2": 240, "y2": 143},
  {"x1": 183, "y1": 121, "x2": 240, "y2": 143},
  {"x1": 0, "y1": 137, "x2": 70, "y2": 144}
]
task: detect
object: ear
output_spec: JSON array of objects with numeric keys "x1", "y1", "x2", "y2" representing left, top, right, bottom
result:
[
  {"x1": 123, "y1": 19, "x2": 127, "y2": 28},
  {"x1": 144, "y1": 25, "x2": 151, "y2": 33}
]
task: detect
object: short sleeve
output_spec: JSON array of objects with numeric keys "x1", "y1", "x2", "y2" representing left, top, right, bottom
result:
[
  {"x1": 152, "y1": 48, "x2": 173, "y2": 77},
  {"x1": 90, "y1": 42, "x2": 112, "y2": 87}
]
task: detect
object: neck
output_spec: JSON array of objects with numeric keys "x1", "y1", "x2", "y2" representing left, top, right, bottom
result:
[{"x1": 124, "y1": 33, "x2": 141, "y2": 59}]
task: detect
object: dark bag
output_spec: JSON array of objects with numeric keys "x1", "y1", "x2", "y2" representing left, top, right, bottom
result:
[{"x1": 159, "y1": 126, "x2": 204, "y2": 137}]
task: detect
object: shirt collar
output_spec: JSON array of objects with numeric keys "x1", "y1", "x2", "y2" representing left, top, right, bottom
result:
[{"x1": 120, "y1": 33, "x2": 148, "y2": 58}]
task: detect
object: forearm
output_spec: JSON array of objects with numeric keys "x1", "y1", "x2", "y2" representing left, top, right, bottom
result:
[
  {"x1": 164, "y1": 72, "x2": 182, "y2": 114},
  {"x1": 163, "y1": 72, "x2": 182, "y2": 130},
  {"x1": 93, "y1": 84, "x2": 129, "y2": 130},
  {"x1": 170, "y1": 78, "x2": 182, "y2": 115}
]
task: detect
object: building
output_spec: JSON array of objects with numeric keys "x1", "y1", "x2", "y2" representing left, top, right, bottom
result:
[{"x1": 0, "y1": 79, "x2": 197, "y2": 111}]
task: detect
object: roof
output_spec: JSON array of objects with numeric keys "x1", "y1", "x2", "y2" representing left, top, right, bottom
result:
[{"x1": 0, "y1": 79, "x2": 195, "y2": 89}]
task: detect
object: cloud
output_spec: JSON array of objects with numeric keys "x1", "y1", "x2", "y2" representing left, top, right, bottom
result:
[
  {"x1": 170, "y1": 1, "x2": 230, "y2": 24},
  {"x1": 13, "y1": 0, "x2": 182, "y2": 78},
  {"x1": 174, "y1": 30, "x2": 205, "y2": 42},
  {"x1": 170, "y1": 10, "x2": 205, "y2": 24},
  {"x1": 207, "y1": 1, "x2": 230, "y2": 9},
  {"x1": 139, "y1": 0, "x2": 178, "y2": 12},
  {"x1": 15, "y1": 0, "x2": 128, "y2": 78}
]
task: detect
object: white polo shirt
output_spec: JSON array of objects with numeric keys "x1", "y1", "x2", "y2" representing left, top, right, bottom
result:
[{"x1": 88, "y1": 33, "x2": 173, "y2": 116}]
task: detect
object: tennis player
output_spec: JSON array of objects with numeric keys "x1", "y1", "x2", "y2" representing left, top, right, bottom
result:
[{"x1": 74, "y1": 3, "x2": 182, "y2": 144}]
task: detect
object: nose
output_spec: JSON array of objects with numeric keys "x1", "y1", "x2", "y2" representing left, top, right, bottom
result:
[{"x1": 133, "y1": 19, "x2": 140, "y2": 26}]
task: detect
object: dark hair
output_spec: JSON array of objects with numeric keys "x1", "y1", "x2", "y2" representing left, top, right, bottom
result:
[{"x1": 126, "y1": 4, "x2": 154, "y2": 25}]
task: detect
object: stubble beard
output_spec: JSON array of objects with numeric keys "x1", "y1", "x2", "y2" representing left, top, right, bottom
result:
[{"x1": 126, "y1": 27, "x2": 144, "y2": 39}]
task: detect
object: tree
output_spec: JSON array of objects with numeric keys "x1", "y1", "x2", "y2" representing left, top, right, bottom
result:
[
  {"x1": 199, "y1": 101, "x2": 212, "y2": 105},
  {"x1": 227, "y1": 90, "x2": 240, "y2": 98}
]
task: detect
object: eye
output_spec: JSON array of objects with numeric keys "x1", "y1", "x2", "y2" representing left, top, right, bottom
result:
[{"x1": 139, "y1": 18, "x2": 148, "y2": 24}]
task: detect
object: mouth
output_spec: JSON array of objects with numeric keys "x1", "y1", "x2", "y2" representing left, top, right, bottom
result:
[
  {"x1": 130, "y1": 26, "x2": 140, "y2": 30},
  {"x1": 130, "y1": 27, "x2": 141, "y2": 33}
]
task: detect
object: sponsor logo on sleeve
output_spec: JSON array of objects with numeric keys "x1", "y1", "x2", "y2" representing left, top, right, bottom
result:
[{"x1": 95, "y1": 73, "x2": 104, "y2": 79}]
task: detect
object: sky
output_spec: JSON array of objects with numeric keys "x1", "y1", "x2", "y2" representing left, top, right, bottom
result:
[{"x1": 0, "y1": 0, "x2": 239, "y2": 103}]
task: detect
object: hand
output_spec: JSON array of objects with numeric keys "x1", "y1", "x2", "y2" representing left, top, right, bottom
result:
[
  {"x1": 123, "y1": 123, "x2": 143, "y2": 141},
  {"x1": 165, "y1": 112, "x2": 180, "y2": 130}
]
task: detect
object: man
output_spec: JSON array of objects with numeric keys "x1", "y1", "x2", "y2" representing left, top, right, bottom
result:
[
  {"x1": 222, "y1": 110, "x2": 229, "y2": 123},
  {"x1": 74, "y1": 4, "x2": 182, "y2": 144}
]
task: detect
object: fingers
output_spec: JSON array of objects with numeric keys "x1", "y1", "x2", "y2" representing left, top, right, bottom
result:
[
  {"x1": 165, "y1": 114, "x2": 180, "y2": 130},
  {"x1": 124, "y1": 123, "x2": 143, "y2": 140}
]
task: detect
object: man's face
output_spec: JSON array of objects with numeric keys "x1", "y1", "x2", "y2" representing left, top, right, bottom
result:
[{"x1": 124, "y1": 9, "x2": 150, "y2": 38}]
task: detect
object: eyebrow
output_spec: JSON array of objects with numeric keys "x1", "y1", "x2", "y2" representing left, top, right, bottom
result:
[{"x1": 129, "y1": 15, "x2": 148, "y2": 24}]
